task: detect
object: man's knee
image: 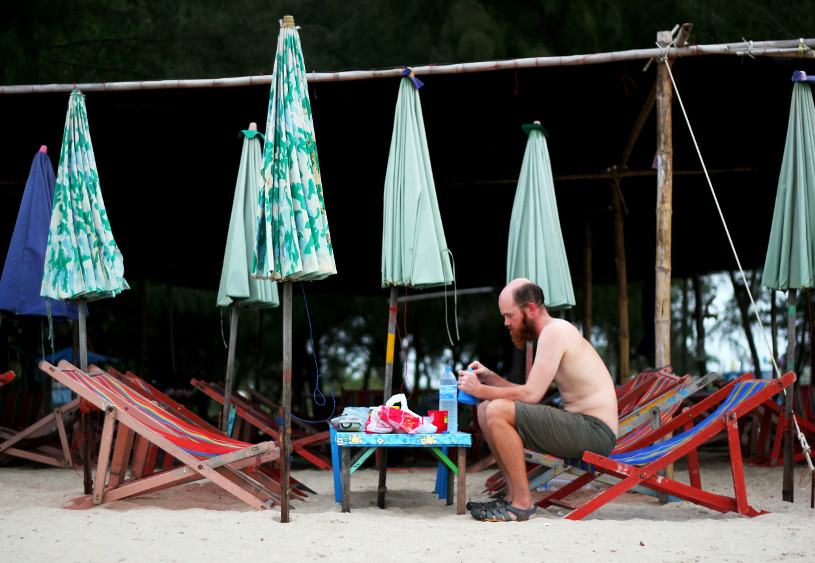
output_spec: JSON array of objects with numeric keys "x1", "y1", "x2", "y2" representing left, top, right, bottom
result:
[{"x1": 485, "y1": 398, "x2": 516, "y2": 427}]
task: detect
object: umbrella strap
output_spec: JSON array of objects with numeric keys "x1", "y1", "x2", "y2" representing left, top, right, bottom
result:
[
  {"x1": 219, "y1": 308, "x2": 228, "y2": 349},
  {"x1": 283, "y1": 283, "x2": 336, "y2": 424},
  {"x1": 44, "y1": 299, "x2": 54, "y2": 358},
  {"x1": 442, "y1": 249, "x2": 459, "y2": 347},
  {"x1": 663, "y1": 58, "x2": 814, "y2": 471}
]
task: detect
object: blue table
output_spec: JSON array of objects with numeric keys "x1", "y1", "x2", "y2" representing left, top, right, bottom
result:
[{"x1": 330, "y1": 428, "x2": 472, "y2": 514}]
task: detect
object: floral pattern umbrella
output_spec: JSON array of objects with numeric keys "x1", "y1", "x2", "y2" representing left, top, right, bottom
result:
[
  {"x1": 252, "y1": 15, "x2": 334, "y2": 522},
  {"x1": 253, "y1": 19, "x2": 335, "y2": 282},
  {"x1": 41, "y1": 90, "x2": 128, "y2": 303}
]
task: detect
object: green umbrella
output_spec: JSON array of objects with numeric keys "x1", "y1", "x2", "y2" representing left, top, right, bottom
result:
[
  {"x1": 381, "y1": 73, "x2": 454, "y2": 290},
  {"x1": 762, "y1": 74, "x2": 815, "y2": 502},
  {"x1": 41, "y1": 89, "x2": 129, "y2": 494},
  {"x1": 378, "y1": 70, "x2": 454, "y2": 508},
  {"x1": 506, "y1": 122, "x2": 575, "y2": 310},
  {"x1": 217, "y1": 124, "x2": 279, "y2": 432},
  {"x1": 252, "y1": 15, "x2": 335, "y2": 522},
  {"x1": 253, "y1": 22, "x2": 335, "y2": 282},
  {"x1": 41, "y1": 90, "x2": 129, "y2": 306}
]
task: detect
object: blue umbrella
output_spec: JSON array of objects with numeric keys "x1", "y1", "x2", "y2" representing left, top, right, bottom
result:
[{"x1": 0, "y1": 146, "x2": 80, "y2": 321}]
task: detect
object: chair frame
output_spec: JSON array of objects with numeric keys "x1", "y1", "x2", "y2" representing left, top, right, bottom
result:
[
  {"x1": 538, "y1": 372, "x2": 796, "y2": 520},
  {"x1": 40, "y1": 360, "x2": 282, "y2": 512}
]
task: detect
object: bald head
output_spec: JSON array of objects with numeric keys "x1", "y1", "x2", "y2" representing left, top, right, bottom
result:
[{"x1": 503, "y1": 278, "x2": 545, "y2": 309}]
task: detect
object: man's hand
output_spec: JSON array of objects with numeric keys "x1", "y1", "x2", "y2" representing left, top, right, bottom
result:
[
  {"x1": 458, "y1": 369, "x2": 481, "y2": 398},
  {"x1": 462, "y1": 361, "x2": 490, "y2": 383}
]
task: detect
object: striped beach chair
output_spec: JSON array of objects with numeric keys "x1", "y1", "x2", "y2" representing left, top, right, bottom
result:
[
  {"x1": 538, "y1": 372, "x2": 796, "y2": 520},
  {"x1": 39, "y1": 360, "x2": 283, "y2": 512}
]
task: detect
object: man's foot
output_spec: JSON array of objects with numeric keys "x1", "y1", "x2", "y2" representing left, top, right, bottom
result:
[
  {"x1": 475, "y1": 503, "x2": 536, "y2": 522},
  {"x1": 466, "y1": 492, "x2": 509, "y2": 514}
]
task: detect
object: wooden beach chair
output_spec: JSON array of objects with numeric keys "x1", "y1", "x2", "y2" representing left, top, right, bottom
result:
[
  {"x1": 191, "y1": 378, "x2": 332, "y2": 470},
  {"x1": 0, "y1": 395, "x2": 80, "y2": 468},
  {"x1": 99, "y1": 366, "x2": 313, "y2": 497},
  {"x1": 743, "y1": 388, "x2": 815, "y2": 467},
  {"x1": 0, "y1": 371, "x2": 16, "y2": 387},
  {"x1": 537, "y1": 372, "x2": 796, "y2": 520},
  {"x1": 39, "y1": 360, "x2": 283, "y2": 512},
  {"x1": 483, "y1": 370, "x2": 717, "y2": 496}
]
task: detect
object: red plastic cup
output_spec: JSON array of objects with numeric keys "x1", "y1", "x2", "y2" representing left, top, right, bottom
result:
[{"x1": 428, "y1": 410, "x2": 447, "y2": 432}]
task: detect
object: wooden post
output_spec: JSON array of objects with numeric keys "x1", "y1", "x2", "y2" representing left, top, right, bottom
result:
[
  {"x1": 783, "y1": 288, "x2": 797, "y2": 502},
  {"x1": 221, "y1": 306, "x2": 239, "y2": 433},
  {"x1": 78, "y1": 300, "x2": 93, "y2": 495},
  {"x1": 583, "y1": 216, "x2": 593, "y2": 341},
  {"x1": 610, "y1": 180, "x2": 629, "y2": 382},
  {"x1": 609, "y1": 24, "x2": 691, "y2": 383},
  {"x1": 379, "y1": 286, "x2": 398, "y2": 509},
  {"x1": 281, "y1": 281, "x2": 292, "y2": 522},
  {"x1": 692, "y1": 274, "x2": 707, "y2": 375},
  {"x1": 654, "y1": 29, "x2": 674, "y2": 370}
]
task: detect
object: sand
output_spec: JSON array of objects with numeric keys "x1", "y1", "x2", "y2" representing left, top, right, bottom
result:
[{"x1": 2, "y1": 451, "x2": 815, "y2": 562}]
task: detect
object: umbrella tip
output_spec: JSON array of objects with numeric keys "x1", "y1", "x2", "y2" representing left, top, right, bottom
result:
[
  {"x1": 248, "y1": 122, "x2": 257, "y2": 131},
  {"x1": 533, "y1": 120, "x2": 541, "y2": 125},
  {"x1": 283, "y1": 15, "x2": 295, "y2": 27},
  {"x1": 39, "y1": 145, "x2": 47, "y2": 154}
]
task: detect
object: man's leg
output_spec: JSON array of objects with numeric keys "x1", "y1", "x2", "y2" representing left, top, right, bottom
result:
[
  {"x1": 484, "y1": 399, "x2": 533, "y2": 512},
  {"x1": 478, "y1": 399, "x2": 514, "y2": 501}
]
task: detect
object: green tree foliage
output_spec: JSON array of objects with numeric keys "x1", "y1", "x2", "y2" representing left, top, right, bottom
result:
[{"x1": 3, "y1": 0, "x2": 814, "y2": 85}]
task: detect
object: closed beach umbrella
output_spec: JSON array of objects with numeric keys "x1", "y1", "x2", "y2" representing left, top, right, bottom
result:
[
  {"x1": 252, "y1": 15, "x2": 335, "y2": 522},
  {"x1": 381, "y1": 71, "x2": 454, "y2": 290},
  {"x1": 40, "y1": 89, "x2": 128, "y2": 494},
  {"x1": 0, "y1": 146, "x2": 79, "y2": 321},
  {"x1": 377, "y1": 70, "x2": 454, "y2": 508},
  {"x1": 762, "y1": 72, "x2": 815, "y2": 502},
  {"x1": 253, "y1": 21, "x2": 335, "y2": 283},
  {"x1": 41, "y1": 91, "x2": 128, "y2": 305},
  {"x1": 506, "y1": 122, "x2": 575, "y2": 311},
  {"x1": 217, "y1": 124, "x2": 279, "y2": 431}
]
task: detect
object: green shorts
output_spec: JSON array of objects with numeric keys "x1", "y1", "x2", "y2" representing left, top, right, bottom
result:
[{"x1": 514, "y1": 402, "x2": 617, "y2": 459}]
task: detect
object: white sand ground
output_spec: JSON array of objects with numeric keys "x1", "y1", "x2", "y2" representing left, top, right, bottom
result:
[{"x1": 2, "y1": 452, "x2": 815, "y2": 562}]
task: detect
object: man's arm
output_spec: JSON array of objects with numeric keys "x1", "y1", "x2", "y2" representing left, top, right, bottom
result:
[{"x1": 459, "y1": 324, "x2": 567, "y2": 404}]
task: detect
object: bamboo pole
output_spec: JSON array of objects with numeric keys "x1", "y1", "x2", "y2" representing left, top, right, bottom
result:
[
  {"x1": 78, "y1": 301, "x2": 93, "y2": 495},
  {"x1": 281, "y1": 281, "x2": 292, "y2": 522},
  {"x1": 3, "y1": 39, "x2": 813, "y2": 95},
  {"x1": 221, "y1": 306, "x2": 239, "y2": 433},
  {"x1": 610, "y1": 179, "x2": 630, "y2": 382},
  {"x1": 379, "y1": 286, "x2": 398, "y2": 509},
  {"x1": 654, "y1": 30, "x2": 674, "y2": 370},
  {"x1": 783, "y1": 288, "x2": 797, "y2": 502},
  {"x1": 583, "y1": 217, "x2": 592, "y2": 341}
]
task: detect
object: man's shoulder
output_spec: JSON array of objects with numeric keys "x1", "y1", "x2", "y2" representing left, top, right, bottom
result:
[{"x1": 540, "y1": 318, "x2": 579, "y2": 337}]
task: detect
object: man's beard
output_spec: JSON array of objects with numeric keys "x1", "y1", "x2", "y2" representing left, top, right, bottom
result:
[{"x1": 509, "y1": 312, "x2": 537, "y2": 349}]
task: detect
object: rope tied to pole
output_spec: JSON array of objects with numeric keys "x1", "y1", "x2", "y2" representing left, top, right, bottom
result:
[{"x1": 661, "y1": 57, "x2": 815, "y2": 472}]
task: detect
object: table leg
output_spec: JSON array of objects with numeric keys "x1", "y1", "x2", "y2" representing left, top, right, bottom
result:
[
  {"x1": 457, "y1": 446, "x2": 467, "y2": 515},
  {"x1": 446, "y1": 458, "x2": 454, "y2": 506},
  {"x1": 341, "y1": 447, "x2": 351, "y2": 513}
]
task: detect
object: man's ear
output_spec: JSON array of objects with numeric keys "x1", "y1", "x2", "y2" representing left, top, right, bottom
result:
[{"x1": 525, "y1": 301, "x2": 538, "y2": 316}]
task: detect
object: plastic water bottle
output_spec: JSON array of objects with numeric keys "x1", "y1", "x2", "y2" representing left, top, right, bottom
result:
[{"x1": 439, "y1": 365, "x2": 458, "y2": 434}]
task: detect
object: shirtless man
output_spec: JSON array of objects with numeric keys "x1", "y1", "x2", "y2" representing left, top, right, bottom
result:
[{"x1": 458, "y1": 278, "x2": 618, "y2": 522}]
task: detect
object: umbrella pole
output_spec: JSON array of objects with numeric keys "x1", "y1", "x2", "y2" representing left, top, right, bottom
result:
[
  {"x1": 783, "y1": 288, "x2": 797, "y2": 502},
  {"x1": 221, "y1": 306, "x2": 239, "y2": 434},
  {"x1": 379, "y1": 286, "x2": 398, "y2": 509},
  {"x1": 78, "y1": 300, "x2": 93, "y2": 494},
  {"x1": 281, "y1": 281, "x2": 292, "y2": 523}
]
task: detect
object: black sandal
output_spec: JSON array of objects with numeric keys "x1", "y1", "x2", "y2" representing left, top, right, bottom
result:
[
  {"x1": 476, "y1": 504, "x2": 537, "y2": 522},
  {"x1": 466, "y1": 493, "x2": 508, "y2": 513}
]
